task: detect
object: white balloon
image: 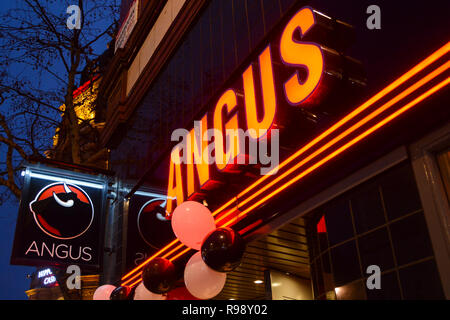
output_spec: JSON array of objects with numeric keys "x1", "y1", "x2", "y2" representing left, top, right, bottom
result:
[
  {"x1": 171, "y1": 201, "x2": 216, "y2": 250},
  {"x1": 184, "y1": 252, "x2": 226, "y2": 300},
  {"x1": 93, "y1": 284, "x2": 116, "y2": 300},
  {"x1": 134, "y1": 282, "x2": 166, "y2": 300}
]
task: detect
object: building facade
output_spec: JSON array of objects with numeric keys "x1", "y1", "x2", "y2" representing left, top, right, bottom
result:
[{"x1": 96, "y1": 0, "x2": 449, "y2": 299}]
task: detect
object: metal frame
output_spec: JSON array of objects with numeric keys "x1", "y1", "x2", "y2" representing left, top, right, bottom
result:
[
  {"x1": 245, "y1": 146, "x2": 409, "y2": 242},
  {"x1": 410, "y1": 122, "x2": 450, "y2": 299}
]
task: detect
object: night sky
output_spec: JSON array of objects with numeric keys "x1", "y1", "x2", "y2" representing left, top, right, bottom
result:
[
  {"x1": 0, "y1": 1, "x2": 35, "y2": 301},
  {"x1": 0, "y1": 0, "x2": 113, "y2": 299}
]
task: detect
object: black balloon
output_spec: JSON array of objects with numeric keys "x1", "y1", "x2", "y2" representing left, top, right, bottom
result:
[
  {"x1": 201, "y1": 227, "x2": 246, "y2": 272},
  {"x1": 142, "y1": 258, "x2": 177, "y2": 294},
  {"x1": 110, "y1": 286, "x2": 133, "y2": 300}
]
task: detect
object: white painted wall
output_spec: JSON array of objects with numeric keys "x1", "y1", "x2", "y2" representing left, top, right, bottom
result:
[{"x1": 126, "y1": 0, "x2": 186, "y2": 95}]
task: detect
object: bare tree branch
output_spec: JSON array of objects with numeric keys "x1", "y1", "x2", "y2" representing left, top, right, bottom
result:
[{"x1": 0, "y1": 0, "x2": 119, "y2": 202}]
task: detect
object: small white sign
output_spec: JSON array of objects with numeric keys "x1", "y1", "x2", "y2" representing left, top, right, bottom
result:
[
  {"x1": 38, "y1": 268, "x2": 52, "y2": 278},
  {"x1": 115, "y1": 0, "x2": 139, "y2": 52}
]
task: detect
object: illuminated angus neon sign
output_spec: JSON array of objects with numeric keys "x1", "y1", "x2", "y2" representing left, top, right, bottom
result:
[
  {"x1": 166, "y1": 7, "x2": 339, "y2": 214},
  {"x1": 166, "y1": 7, "x2": 325, "y2": 213},
  {"x1": 123, "y1": 7, "x2": 448, "y2": 285}
]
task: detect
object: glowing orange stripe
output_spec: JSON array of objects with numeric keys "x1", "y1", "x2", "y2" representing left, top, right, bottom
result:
[
  {"x1": 235, "y1": 43, "x2": 449, "y2": 201},
  {"x1": 227, "y1": 79, "x2": 449, "y2": 224},
  {"x1": 169, "y1": 247, "x2": 192, "y2": 262},
  {"x1": 234, "y1": 62, "x2": 449, "y2": 210},
  {"x1": 128, "y1": 278, "x2": 142, "y2": 288},
  {"x1": 122, "y1": 270, "x2": 142, "y2": 286},
  {"x1": 122, "y1": 238, "x2": 180, "y2": 281},
  {"x1": 121, "y1": 243, "x2": 186, "y2": 286},
  {"x1": 161, "y1": 243, "x2": 185, "y2": 259},
  {"x1": 122, "y1": 245, "x2": 188, "y2": 286},
  {"x1": 214, "y1": 47, "x2": 449, "y2": 227},
  {"x1": 212, "y1": 197, "x2": 237, "y2": 217}
]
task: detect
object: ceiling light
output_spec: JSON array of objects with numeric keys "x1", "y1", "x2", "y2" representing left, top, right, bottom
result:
[
  {"x1": 254, "y1": 280, "x2": 263, "y2": 284},
  {"x1": 272, "y1": 282, "x2": 281, "y2": 287}
]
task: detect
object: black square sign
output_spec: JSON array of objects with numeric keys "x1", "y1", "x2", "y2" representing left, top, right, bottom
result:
[{"x1": 10, "y1": 165, "x2": 108, "y2": 271}]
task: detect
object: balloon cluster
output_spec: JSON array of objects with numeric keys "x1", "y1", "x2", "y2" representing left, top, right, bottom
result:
[
  {"x1": 171, "y1": 201, "x2": 246, "y2": 300},
  {"x1": 92, "y1": 201, "x2": 246, "y2": 300}
]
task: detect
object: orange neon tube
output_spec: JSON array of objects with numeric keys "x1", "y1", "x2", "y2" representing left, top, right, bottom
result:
[
  {"x1": 121, "y1": 238, "x2": 180, "y2": 281},
  {"x1": 121, "y1": 43, "x2": 449, "y2": 284},
  {"x1": 122, "y1": 243, "x2": 187, "y2": 286},
  {"x1": 161, "y1": 243, "x2": 185, "y2": 259},
  {"x1": 235, "y1": 43, "x2": 449, "y2": 201},
  {"x1": 122, "y1": 272, "x2": 141, "y2": 286},
  {"x1": 221, "y1": 78, "x2": 449, "y2": 227},
  {"x1": 229, "y1": 62, "x2": 449, "y2": 213},
  {"x1": 169, "y1": 247, "x2": 192, "y2": 262},
  {"x1": 212, "y1": 197, "x2": 237, "y2": 217},
  {"x1": 126, "y1": 249, "x2": 192, "y2": 288},
  {"x1": 213, "y1": 43, "x2": 449, "y2": 225},
  {"x1": 122, "y1": 243, "x2": 188, "y2": 286},
  {"x1": 128, "y1": 277, "x2": 142, "y2": 289}
]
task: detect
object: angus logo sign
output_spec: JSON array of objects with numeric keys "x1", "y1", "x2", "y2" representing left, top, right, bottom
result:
[
  {"x1": 30, "y1": 182, "x2": 94, "y2": 240},
  {"x1": 125, "y1": 190, "x2": 175, "y2": 270},
  {"x1": 11, "y1": 165, "x2": 107, "y2": 270}
]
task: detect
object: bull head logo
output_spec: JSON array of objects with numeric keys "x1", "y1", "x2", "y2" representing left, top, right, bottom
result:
[
  {"x1": 137, "y1": 199, "x2": 175, "y2": 249},
  {"x1": 29, "y1": 182, "x2": 94, "y2": 240},
  {"x1": 52, "y1": 183, "x2": 75, "y2": 208}
]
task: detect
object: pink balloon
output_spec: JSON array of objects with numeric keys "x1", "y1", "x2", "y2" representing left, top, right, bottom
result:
[
  {"x1": 184, "y1": 252, "x2": 226, "y2": 300},
  {"x1": 93, "y1": 284, "x2": 116, "y2": 300},
  {"x1": 134, "y1": 283, "x2": 166, "y2": 300},
  {"x1": 171, "y1": 201, "x2": 216, "y2": 250}
]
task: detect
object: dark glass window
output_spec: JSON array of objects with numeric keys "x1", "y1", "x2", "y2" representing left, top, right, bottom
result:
[
  {"x1": 232, "y1": 0, "x2": 250, "y2": 64},
  {"x1": 200, "y1": 6, "x2": 213, "y2": 105},
  {"x1": 399, "y1": 260, "x2": 445, "y2": 299},
  {"x1": 324, "y1": 198, "x2": 354, "y2": 246},
  {"x1": 210, "y1": 0, "x2": 225, "y2": 88},
  {"x1": 390, "y1": 212, "x2": 434, "y2": 266},
  {"x1": 173, "y1": 46, "x2": 185, "y2": 126},
  {"x1": 246, "y1": 0, "x2": 265, "y2": 49},
  {"x1": 366, "y1": 271, "x2": 401, "y2": 300},
  {"x1": 279, "y1": 0, "x2": 296, "y2": 14},
  {"x1": 351, "y1": 181, "x2": 386, "y2": 234},
  {"x1": 183, "y1": 37, "x2": 194, "y2": 120},
  {"x1": 190, "y1": 22, "x2": 203, "y2": 112},
  {"x1": 261, "y1": 0, "x2": 282, "y2": 34},
  {"x1": 330, "y1": 240, "x2": 361, "y2": 287},
  {"x1": 221, "y1": 0, "x2": 237, "y2": 78},
  {"x1": 380, "y1": 162, "x2": 422, "y2": 220},
  {"x1": 306, "y1": 161, "x2": 443, "y2": 299},
  {"x1": 358, "y1": 227, "x2": 394, "y2": 272}
]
